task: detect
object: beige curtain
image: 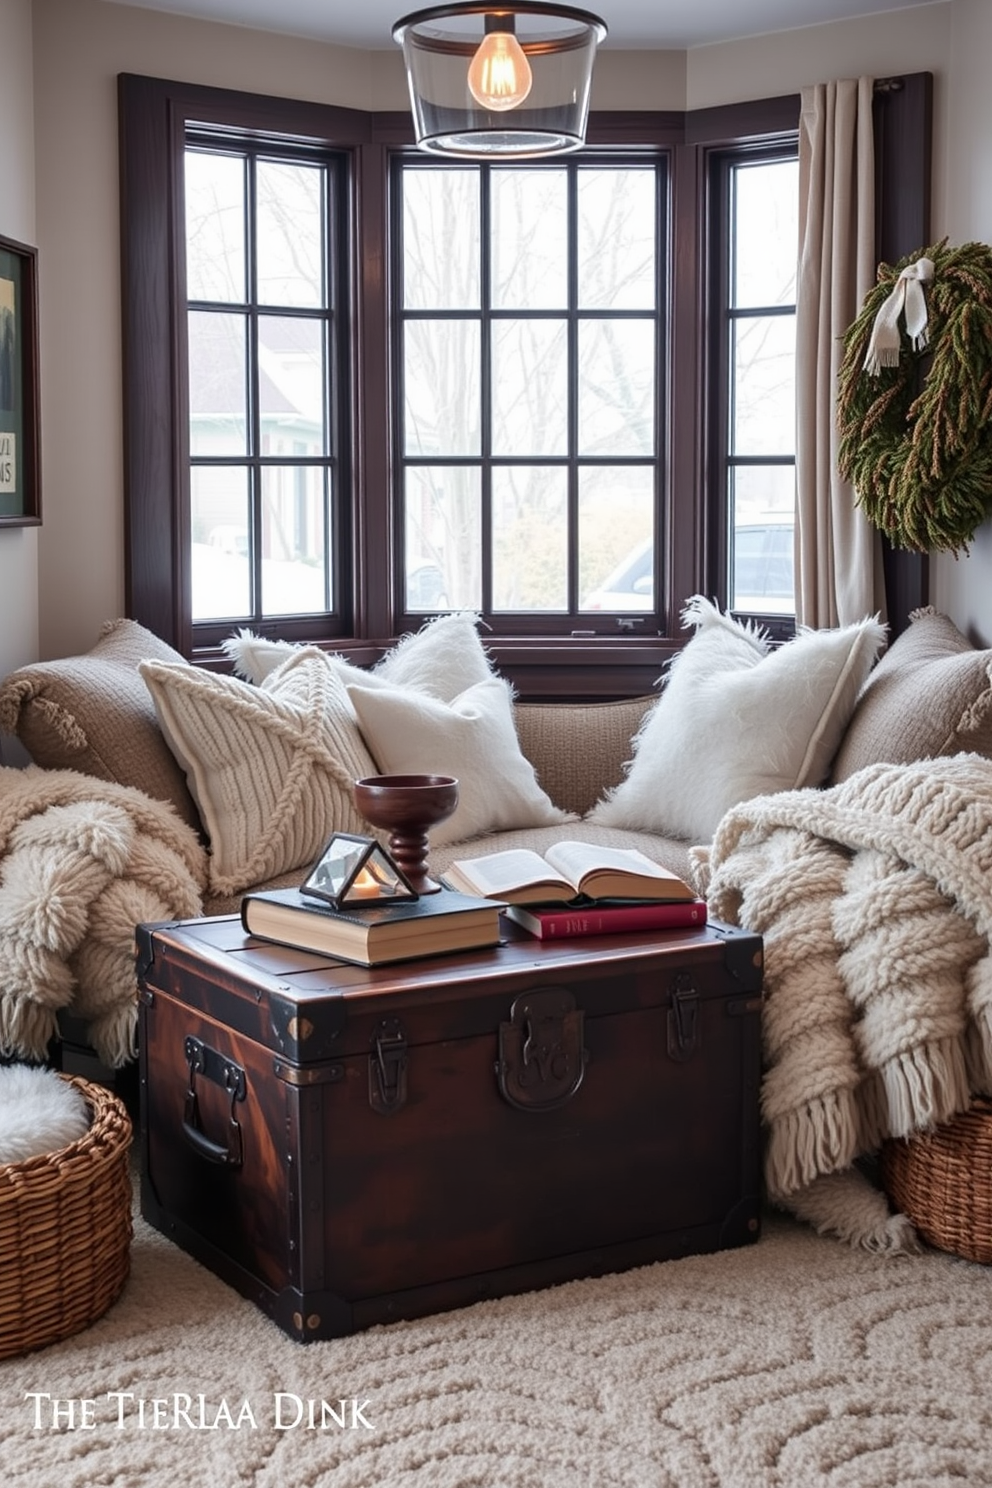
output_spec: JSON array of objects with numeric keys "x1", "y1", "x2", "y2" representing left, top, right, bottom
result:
[{"x1": 796, "y1": 78, "x2": 885, "y2": 628}]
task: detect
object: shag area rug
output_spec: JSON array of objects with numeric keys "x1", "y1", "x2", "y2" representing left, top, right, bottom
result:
[{"x1": 3, "y1": 1176, "x2": 992, "y2": 1488}]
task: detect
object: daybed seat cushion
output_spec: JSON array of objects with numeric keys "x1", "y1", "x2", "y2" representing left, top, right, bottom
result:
[{"x1": 201, "y1": 822, "x2": 697, "y2": 917}]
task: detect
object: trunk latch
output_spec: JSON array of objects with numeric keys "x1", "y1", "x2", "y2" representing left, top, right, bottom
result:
[
  {"x1": 668, "y1": 974, "x2": 700, "y2": 1062},
  {"x1": 369, "y1": 1018, "x2": 409, "y2": 1115}
]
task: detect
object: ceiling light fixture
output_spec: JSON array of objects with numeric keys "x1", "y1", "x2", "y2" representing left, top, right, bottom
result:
[{"x1": 393, "y1": 2, "x2": 608, "y2": 159}]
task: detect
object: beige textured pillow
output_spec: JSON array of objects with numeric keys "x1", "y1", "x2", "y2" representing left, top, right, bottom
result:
[
  {"x1": 346, "y1": 677, "x2": 573, "y2": 847},
  {"x1": 140, "y1": 648, "x2": 378, "y2": 896},
  {"x1": 831, "y1": 607, "x2": 992, "y2": 782},
  {"x1": 0, "y1": 618, "x2": 200, "y2": 830}
]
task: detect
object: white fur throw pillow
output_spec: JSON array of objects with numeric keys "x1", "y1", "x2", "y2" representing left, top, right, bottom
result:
[
  {"x1": 0, "y1": 1065, "x2": 91, "y2": 1164},
  {"x1": 346, "y1": 677, "x2": 573, "y2": 847},
  {"x1": 589, "y1": 596, "x2": 886, "y2": 843},
  {"x1": 223, "y1": 612, "x2": 494, "y2": 700},
  {"x1": 140, "y1": 648, "x2": 379, "y2": 896}
]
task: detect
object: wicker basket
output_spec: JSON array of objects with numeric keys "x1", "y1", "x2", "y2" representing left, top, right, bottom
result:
[
  {"x1": 881, "y1": 1096, "x2": 992, "y2": 1264},
  {"x1": 0, "y1": 1075, "x2": 133, "y2": 1359}
]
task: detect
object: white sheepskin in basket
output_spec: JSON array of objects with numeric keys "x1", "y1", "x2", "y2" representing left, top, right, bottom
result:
[{"x1": 0, "y1": 1065, "x2": 91, "y2": 1164}]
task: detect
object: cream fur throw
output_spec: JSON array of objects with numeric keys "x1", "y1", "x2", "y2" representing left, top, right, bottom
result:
[
  {"x1": 0, "y1": 766, "x2": 206, "y2": 1067},
  {"x1": 691, "y1": 753, "x2": 992, "y2": 1253}
]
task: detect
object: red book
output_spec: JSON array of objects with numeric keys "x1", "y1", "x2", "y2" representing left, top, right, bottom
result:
[{"x1": 503, "y1": 899, "x2": 708, "y2": 940}]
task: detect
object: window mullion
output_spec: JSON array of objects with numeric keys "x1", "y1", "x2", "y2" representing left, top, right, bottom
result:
[
  {"x1": 245, "y1": 154, "x2": 261, "y2": 622},
  {"x1": 479, "y1": 164, "x2": 493, "y2": 617},
  {"x1": 566, "y1": 162, "x2": 580, "y2": 615}
]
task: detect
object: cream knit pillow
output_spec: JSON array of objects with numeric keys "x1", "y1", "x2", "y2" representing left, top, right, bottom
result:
[
  {"x1": 140, "y1": 648, "x2": 378, "y2": 896},
  {"x1": 346, "y1": 676, "x2": 573, "y2": 847}
]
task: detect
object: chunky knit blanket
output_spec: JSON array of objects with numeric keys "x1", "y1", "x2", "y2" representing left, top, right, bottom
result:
[
  {"x1": 0, "y1": 766, "x2": 206, "y2": 1068},
  {"x1": 691, "y1": 754, "x2": 992, "y2": 1252}
]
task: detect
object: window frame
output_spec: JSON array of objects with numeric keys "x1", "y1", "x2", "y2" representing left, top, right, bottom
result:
[
  {"x1": 119, "y1": 73, "x2": 930, "y2": 698},
  {"x1": 389, "y1": 149, "x2": 671, "y2": 636},
  {"x1": 704, "y1": 138, "x2": 800, "y2": 643},
  {"x1": 182, "y1": 135, "x2": 349, "y2": 644}
]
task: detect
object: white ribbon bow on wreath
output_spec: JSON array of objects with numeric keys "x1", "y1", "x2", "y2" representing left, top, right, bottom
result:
[{"x1": 862, "y1": 255, "x2": 935, "y2": 376}]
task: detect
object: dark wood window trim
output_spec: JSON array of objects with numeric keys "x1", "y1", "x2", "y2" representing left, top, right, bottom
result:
[
  {"x1": 874, "y1": 73, "x2": 933, "y2": 633},
  {"x1": 119, "y1": 73, "x2": 930, "y2": 699}
]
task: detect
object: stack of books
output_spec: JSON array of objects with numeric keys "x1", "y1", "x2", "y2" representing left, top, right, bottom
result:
[
  {"x1": 442, "y1": 841, "x2": 707, "y2": 941},
  {"x1": 240, "y1": 885, "x2": 503, "y2": 966}
]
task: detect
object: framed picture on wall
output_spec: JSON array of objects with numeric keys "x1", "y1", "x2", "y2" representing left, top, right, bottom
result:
[{"x1": 0, "y1": 233, "x2": 41, "y2": 527}]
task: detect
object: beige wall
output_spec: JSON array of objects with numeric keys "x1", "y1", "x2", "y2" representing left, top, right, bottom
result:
[
  {"x1": 24, "y1": 0, "x2": 985, "y2": 660},
  {"x1": 0, "y1": 0, "x2": 39, "y2": 722},
  {"x1": 687, "y1": 3, "x2": 952, "y2": 234},
  {"x1": 686, "y1": 4, "x2": 952, "y2": 110}
]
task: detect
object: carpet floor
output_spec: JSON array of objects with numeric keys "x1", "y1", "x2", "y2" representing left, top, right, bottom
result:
[{"x1": 3, "y1": 1181, "x2": 992, "y2": 1488}]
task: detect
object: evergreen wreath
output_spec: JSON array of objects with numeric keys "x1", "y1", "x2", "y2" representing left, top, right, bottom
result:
[{"x1": 836, "y1": 238, "x2": 992, "y2": 554}]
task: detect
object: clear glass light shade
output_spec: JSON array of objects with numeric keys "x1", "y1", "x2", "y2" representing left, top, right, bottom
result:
[{"x1": 393, "y1": 3, "x2": 607, "y2": 159}]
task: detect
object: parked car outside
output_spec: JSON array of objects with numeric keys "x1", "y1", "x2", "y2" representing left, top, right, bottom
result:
[
  {"x1": 732, "y1": 520, "x2": 795, "y2": 614},
  {"x1": 582, "y1": 540, "x2": 654, "y2": 611},
  {"x1": 580, "y1": 521, "x2": 795, "y2": 615}
]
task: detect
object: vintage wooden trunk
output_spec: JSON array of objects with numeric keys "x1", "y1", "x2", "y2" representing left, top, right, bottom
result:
[{"x1": 137, "y1": 915, "x2": 763, "y2": 1342}]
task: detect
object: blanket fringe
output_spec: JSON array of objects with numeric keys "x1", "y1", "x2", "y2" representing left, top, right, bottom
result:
[
  {"x1": 779, "y1": 1169, "x2": 924, "y2": 1255},
  {"x1": 86, "y1": 1004, "x2": 139, "y2": 1069},
  {"x1": 0, "y1": 997, "x2": 59, "y2": 1063},
  {"x1": 966, "y1": 961, "x2": 992, "y2": 1092},
  {"x1": 765, "y1": 1088, "x2": 861, "y2": 1200},
  {"x1": 877, "y1": 1035, "x2": 972, "y2": 1140}
]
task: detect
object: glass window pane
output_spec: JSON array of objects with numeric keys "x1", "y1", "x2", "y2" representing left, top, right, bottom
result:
[
  {"x1": 403, "y1": 169, "x2": 480, "y2": 310},
  {"x1": 256, "y1": 160, "x2": 325, "y2": 308},
  {"x1": 258, "y1": 315, "x2": 326, "y2": 455},
  {"x1": 491, "y1": 466, "x2": 568, "y2": 612},
  {"x1": 404, "y1": 320, "x2": 481, "y2": 456},
  {"x1": 188, "y1": 310, "x2": 248, "y2": 456},
  {"x1": 733, "y1": 159, "x2": 799, "y2": 309},
  {"x1": 732, "y1": 314, "x2": 796, "y2": 456},
  {"x1": 491, "y1": 168, "x2": 567, "y2": 309},
  {"x1": 404, "y1": 465, "x2": 481, "y2": 610},
  {"x1": 730, "y1": 464, "x2": 796, "y2": 615},
  {"x1": 185, "y1": 150, "x2": 245, "y2": 304},
  {"x1": 578, "y1": 168, "x2": 656, "y2": 310},
  {"x1": 578, "y1": 467, "x2": 655, "y2": 610},
  {"x1": 578, "y1": 319, "x2": 654, "y2": 456},
  {"x1": 492, "y1": 319, "x2": 567, "y2": 456},
  {"x1": 190, "y1": 466, "x2": 251, "y2": 620},
  {"x1": 260, "y1": 466, "x2": 328, "y2": 616}
]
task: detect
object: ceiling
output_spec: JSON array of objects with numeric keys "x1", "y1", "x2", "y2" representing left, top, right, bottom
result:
[{"x1": 102, "y1": 0, "x2": 938, "y2": 54}]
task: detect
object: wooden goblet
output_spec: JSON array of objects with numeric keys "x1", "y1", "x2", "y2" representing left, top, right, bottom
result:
[{"x1": 354, "y1": 774, "x2": 459, "y2": 895}]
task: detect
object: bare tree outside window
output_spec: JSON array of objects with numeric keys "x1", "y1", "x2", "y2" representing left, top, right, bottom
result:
[{"x1": 397, "y1": 159, "x2": 663, "y2": 619}]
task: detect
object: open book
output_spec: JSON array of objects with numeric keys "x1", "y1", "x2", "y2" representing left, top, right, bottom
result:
[{"x1": 443, "y1": 841, "x2": 695, "y2": 906}]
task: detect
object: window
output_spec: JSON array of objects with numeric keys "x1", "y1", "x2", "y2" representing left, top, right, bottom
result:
[
  {"x1": 119, "y1": 75, "x2": 930, "y2": 695},
  {"x1": 184, "y1": 143, "x2": 347, "y2": 633},
  {"x1": 708, "y1": 150, "x2": 799, "y2": 622},
  {"x1": 394, "y1": 158, "x2": 665, "y2": 630}
]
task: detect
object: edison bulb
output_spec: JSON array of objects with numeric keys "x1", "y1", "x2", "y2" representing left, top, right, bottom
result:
[{"x1": 467, "y1": 28, "x2": 533, "y2": 112}]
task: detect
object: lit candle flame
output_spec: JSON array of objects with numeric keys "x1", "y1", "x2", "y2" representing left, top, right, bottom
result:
[{"x1": 348, "y1": 867, "x2": 382, "y2": 899}]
